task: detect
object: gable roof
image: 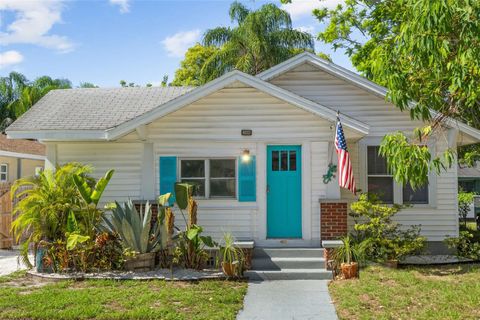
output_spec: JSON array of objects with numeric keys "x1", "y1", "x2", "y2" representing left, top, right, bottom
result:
[
  {"x1": 257, "y1": 52, "x2": 480, "y2": 142},
  {"x1": 6, "y1": 70, "x2": 370, "y2": 141},
  {"x1": 7, "y1": 86, "x2": 194, "y2": 133}
]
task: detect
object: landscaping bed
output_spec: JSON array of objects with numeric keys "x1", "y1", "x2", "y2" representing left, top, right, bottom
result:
[
  {"x1": 0, "y1": 271, "x2": 247, "y2": 320},
  {"x1": 329, "y1": 264, "x2": 480, "y2": 320}
]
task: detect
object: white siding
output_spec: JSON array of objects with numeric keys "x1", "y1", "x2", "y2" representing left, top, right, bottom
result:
[
  {"x1": 270, "y1": 63, "x2": 426, "y2": 135},
  {"x1": 269, "y1": 62, "x2": 459, "y2": 241},
  {"x1": 56, "y1": 142, "x2": 143, "y2": 204},
  {"x1": 311, "y1": 142, "x2": 329, "y2": 241}
]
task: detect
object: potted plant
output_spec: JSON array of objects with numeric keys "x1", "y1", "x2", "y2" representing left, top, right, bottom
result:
[
  {"x1": 332, "y1": 236, "x2": 367, "y2": 279},
  {"x1": 219, "y1": 233, "x2": 244, "y2": 278},
  {"x1": 102, "y1": 200, "x2": 165, "y2": 272}
]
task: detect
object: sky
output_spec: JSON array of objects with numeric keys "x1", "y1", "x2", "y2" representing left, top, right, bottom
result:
[{"x1": 0, "y1": 0, "x2": 351, "y2": 87}]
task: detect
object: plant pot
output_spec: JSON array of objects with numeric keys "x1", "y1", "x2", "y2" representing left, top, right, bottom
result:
[
  {"x1": 124, "y1": 252, "x2": 156, "y2": 272},
  {"x1": 340, "y1": 262, "x2": 358, "y2": 279},
  {"x1": 384, "y1": 259, "x2": 398, "y2": 269},
  {"x1": 35, "y1": 247, "x2": 53, "y2": 273},
  {"x1": 222, "y1": 261, "x2": 238, "y2": 277}
]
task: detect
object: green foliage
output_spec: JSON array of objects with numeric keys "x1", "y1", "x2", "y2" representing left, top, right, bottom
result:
[
  {"x1": 218, "y1": 233, "x2": 245, "y2": 277},
  {"x1": 171, "y1": 44, "x2": 220, "y2": 86},
  {"x1": 102, "y1": 200, "x2": 163, "y2": 254},
  {"x1": 73, "y1": 169, "x2": 114, "y2": 206},
  {"x1": 174, "y1": 182, "x2": 194, "y2": 210},
  {"x1": 445, "y1": 231, "x2": 480, "y2": 260},
  {"x1": 197, "y1": 2, "x2": 314, "y2": 82},
  {"x1": 332, "y1": 235, "x2": 368, "y2": 265},
  {"x1": 11, "y1": 163, "x2": 114, "y2": 268},
  {"x1": 173, "y1": 224, "x2": 216, "y2": 270},
  {"x1": 379, "y1": 131, "x2": 454, "y2": 189},
  {"x1": 458, "y1": 191, "x2": 476, "y2": 228},
  {"x1": 314, "y1": 0, "x2": 480, "y2": 183},
  {"x1": 350, "y1": 194, "x2": 426, "y2": 261}
]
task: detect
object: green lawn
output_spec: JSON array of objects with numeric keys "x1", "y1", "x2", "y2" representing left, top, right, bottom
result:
[
  {"x1": 329, "y1": 264, "x2": 480, "y2": 320},
  {"x1": 0, "y1": 271, "x2": 247, "y2": 320}
]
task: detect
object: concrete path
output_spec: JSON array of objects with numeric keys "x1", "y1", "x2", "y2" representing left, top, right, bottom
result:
[
  {"x1": 0, "y1": 250, "x2": 31, "y2": 276},
  {"x1": 237, "y1": 280, "x2": 338, "y2": 320}
]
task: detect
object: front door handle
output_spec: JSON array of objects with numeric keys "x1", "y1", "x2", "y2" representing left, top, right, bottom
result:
[{"x1": 266, "y1": 185, "x2": 270, "y2": 193}]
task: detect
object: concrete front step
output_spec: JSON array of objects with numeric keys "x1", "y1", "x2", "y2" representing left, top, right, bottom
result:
[
  {"x1": 251, "y1": 257, "x2": 326, "y2": 270},
  {"x1": 245, "y1": 269, "x2": 333, "y2": 281},
  {"x1": 253, "y1": 247, "x2": 325, "y2": 258}
]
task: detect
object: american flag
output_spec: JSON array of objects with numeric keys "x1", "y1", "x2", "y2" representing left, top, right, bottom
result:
[{"x1": 335, "y1": 116, "x2": 356, "y2": 194}]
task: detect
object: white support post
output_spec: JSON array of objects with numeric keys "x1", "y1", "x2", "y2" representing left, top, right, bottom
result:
[
  {"x1": 325, "y1": 142, "x2": 341, "y2": 199},
  {"x1": 141, "y1": 143, "x2": 155, "y2": 200},
  {"x1": 45, "y1": 143, "x2": 57, "y2": 171}
]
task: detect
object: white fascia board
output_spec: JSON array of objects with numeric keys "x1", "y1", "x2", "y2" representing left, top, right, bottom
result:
[
  {"x1": 6, "y1": 130, "x2": 108, "y2": 141},
  {"x1": 106, "y1": 70, "x2": 370, "y2": 140},
  {"x1": 0, "y1": 150, "x2": 45, "y2": 160},
  {"x1": 259, "y1": 52, "x2": 480, "y2": 143}
]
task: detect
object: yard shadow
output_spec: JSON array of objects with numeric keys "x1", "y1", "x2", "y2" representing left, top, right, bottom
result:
[{"x1": 410, "y1": 263, "x2": 480, "y2": 277}]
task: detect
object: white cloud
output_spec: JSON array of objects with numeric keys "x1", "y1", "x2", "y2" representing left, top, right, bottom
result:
[
  {"x1": 109, "y1": 0, "x2": 130, "y2": 14},
  {"x1": 0, "y1": 50, "x2": 24, "y2": 69},
  {"x1": 296, "y1": 25, "x2": 315, "y2": 34},
  {"x1": 0, "y1": 0, "x2": 74, "y2": 53},
  {"x1": 161, "y1": 29, "x2": 201, "y2": 57},
  {"x1": 282, "y1": 0, "x2": 344, "y2": 20}
]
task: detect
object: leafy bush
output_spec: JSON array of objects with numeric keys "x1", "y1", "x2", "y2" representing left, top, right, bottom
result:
[
  {"x1": 445, "y1": 231, "x2": 480, "y2": 260},
  {"x1": 11, "y1": 163, "x2": 115, "y2": 270},
  {"x1": 350, "y1": 193, "x2": 426, "y2": 261},
  {"x1": 458, "y1": 191, "x2": 475, "y2": 228}
]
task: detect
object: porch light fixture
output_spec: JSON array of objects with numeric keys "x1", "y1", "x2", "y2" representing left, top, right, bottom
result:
[{"x1": 242, "y1": 149, "x2": 251, "y2": 163}]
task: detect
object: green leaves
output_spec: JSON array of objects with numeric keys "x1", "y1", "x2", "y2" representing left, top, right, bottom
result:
[
  {"x1": 379, "y1": 131, "x2": 455, "y2": 190},
  {"x1": 66, "y1": 233, "x2": 90, "y2": 250},
  {"x1": 175, "y1": 183, "x2": 193, "y2": 210},
  {"x1": 73, "y1": 169, "x2": 114, "y2": 206}
]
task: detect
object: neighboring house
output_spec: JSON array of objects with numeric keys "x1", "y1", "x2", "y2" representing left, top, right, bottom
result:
[
  {"x1": 0, "y1": 134, "x2": 45, "y2": 184},
  {"x1": 458, "y1": 162, "x2": 480, "y2": 219},
  {"x1": 6, "y1": 53, "x2": 480, "y2": 251}
]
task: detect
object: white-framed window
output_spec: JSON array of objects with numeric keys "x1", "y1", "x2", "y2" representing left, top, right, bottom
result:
[
  {"x1": 366, "y1": 146, "x2": 429, "y2": 205},
  {"x1": 0, "y1": 164, "x2": 8, "y2": 182},
  {"x1": 179, "y1": 158, "x2": 236, "y2": 199}
]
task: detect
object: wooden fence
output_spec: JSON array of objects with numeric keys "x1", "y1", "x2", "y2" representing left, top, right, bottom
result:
[{"x1": 0, "y1": 189, "x2": 13, "y2": 249}]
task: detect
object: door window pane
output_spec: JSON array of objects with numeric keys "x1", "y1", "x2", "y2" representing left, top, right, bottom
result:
[
  {"x1": 368, "y1": 177, "x2": 394, "y2": 203},
  {"x1": 211, "y1": 179, "x2": 236, "y2": 197},
  {"x1": 181, "y1": 160, "x2": 204, "y2": 177},
  {"x1": 272, "y1": 151, "x2": 279, "y2": 171},
  {"x1": 289, "y1": 151, "x2": 297, "y2": 171},
  {"x1": 403, "y1": 183, "x2": 428, "y2": 204},
  {"x1": 211, "y1": 159, "x2": 235, "y2": 178},
  {"x1": 281, "y1": 151, "x2": 288, "y2": 171}
]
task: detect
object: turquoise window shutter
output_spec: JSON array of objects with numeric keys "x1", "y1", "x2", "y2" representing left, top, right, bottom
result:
[
  {"x1": 159, "y1": 156, "x2": 177, "y2": 203},
  {"x1": 238, "y1": 156, "x2": 256, "y2": 202}
]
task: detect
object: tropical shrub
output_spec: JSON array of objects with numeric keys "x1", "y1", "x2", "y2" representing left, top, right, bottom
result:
[
  {"x1": 11, "y1": 163, "x2": 114, "y2": 269},
  {"x1": 350, "y1": 193, "x2": 426, "y2": 262},
  {"x1": 445, "y1": 231, "x2": 480, "y2": 260},
  {"x1": 102, "y1": 200, "x2": 166, "y2": 254},
  {"x1": 167, "y1": 183, "x2": 216, "y2": 270}
]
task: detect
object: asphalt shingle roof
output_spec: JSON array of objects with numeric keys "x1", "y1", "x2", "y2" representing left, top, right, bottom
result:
[
  {"x1": 7, "y1": 86, "x2": 194, "y2": 131},
  {"x1": 0, "y1": 134, "x2": 45, "y2": 155}
]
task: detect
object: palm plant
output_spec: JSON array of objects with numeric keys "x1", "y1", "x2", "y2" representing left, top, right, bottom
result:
[
  {"x1": 11, "y1": 163, "x2": 94, "y2": 267},
  {"x1": 201, "y1": 1, "x2": 314, "y2": 81}
]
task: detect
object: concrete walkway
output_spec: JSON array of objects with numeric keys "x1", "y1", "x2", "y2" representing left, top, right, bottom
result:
[
  {"x1": 237, "y1": 280, "x2": 338, "y2": 320},
  {"x1": 0, "y1": 250, "x2": 30, "y2": 276}
]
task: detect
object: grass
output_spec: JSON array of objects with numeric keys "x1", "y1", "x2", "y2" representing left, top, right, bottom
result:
[
  {"x1": 0, "y1": 273, "x2": 247, "y2": 320},
  {"x1": 329, "y1": 264, "x2": 480, "y2": 320}
]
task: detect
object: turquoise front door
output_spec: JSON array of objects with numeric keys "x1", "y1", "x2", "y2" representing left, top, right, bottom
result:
[{"x1": 267, "y1": 145, "x2": 302, "y2": 238}]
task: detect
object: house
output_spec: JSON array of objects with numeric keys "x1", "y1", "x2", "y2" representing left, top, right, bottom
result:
[
  {"x1": 6, "y1": 52, "x2": 480, "y2": 252},
  {"x1": 0, "y1": 134, "x2": 45, "y2": 185},
  {"x1": 458, "y1": 162, "x2": 480, "y2": 219}
]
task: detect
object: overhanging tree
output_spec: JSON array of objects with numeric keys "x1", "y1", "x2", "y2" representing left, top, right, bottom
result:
[{"x1": 306, "y1": 0, "x2": 480, "y2": 188}]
